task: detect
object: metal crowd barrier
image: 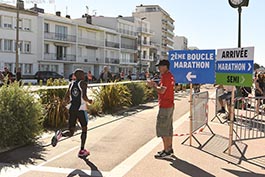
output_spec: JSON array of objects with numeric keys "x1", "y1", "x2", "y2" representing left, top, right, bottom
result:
[
  {"x1": 182, "y1": 91, "x2": 214, "y2": 146},
  {"x1": 211, "y1": 87, "x2": 228, "y2": 123},
  {"x1": 227, "y1": 96, "x2": 265, "y2": 158}
]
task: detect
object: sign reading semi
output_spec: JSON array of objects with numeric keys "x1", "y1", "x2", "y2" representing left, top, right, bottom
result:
[
  {"x1": 216, "y1": 47, "x2": 254, "y2": 87},
  {"x1": 169, "y1": 50, "x2": 215, "y2": 84}
]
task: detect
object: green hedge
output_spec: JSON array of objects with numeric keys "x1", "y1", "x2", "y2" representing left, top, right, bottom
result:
[
  {"x1": 0, "y1": 82, "x2": 43, "y2": 148},
  {"x1": 38, "y1": 79, "x2": 69, "y2": 129}
]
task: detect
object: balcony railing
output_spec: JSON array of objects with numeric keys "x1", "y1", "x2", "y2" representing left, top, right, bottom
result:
[
  {"x1": 44, "y1": 32, "x2": 76, "y2": 42},
  {"x1": 137, "y1": 27, "x2": 154, "y2": 35},
  {"x1": 78, "y1": 38, "x2": 104, "y2": 47},
  {"x1": 121, "y1": 43, "x2": 137, "y2": 50},
  {"x1": 105, "y1": 57, "x2": 120, "y2": 64},
  {"x1": 120, "y1": 58, "x2": 137, "y2": 65},
  {"x1": 167, "y1": 21, "x2": 175, "y2": 29},
  {"x1": 118, "y1": 28, "x2": 137, "y2": 36},
  {"x1": 44, "y1": 53, "x2": 76, "y2": 61},
  {"x1": 105, "y1": 41, "x2": 120, "y2": 48}
]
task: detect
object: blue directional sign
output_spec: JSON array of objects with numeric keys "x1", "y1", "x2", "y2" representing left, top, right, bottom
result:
[
  {"x1": 216, "y1": 47, "x2": 254, "y2": 87},
  {"x1": 169, "y1": 50, "x2": 216, "y2": 84}
]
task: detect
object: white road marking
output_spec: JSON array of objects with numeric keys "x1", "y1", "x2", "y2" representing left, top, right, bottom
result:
[{"x1": 108, "y1": 111, "x2": 190, "y2": 177}]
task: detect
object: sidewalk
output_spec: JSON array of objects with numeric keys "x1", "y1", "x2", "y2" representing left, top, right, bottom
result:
[{"x1": 112, "y1": 89, "x2": 265, "y2": 177}]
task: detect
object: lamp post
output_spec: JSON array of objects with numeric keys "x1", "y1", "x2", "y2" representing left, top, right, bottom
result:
[
  {"x1": 15, "y1": 0, "x2": 24, "y2": 80},
  {"x1": 139, "y1": 17, "x2": 146, "y2": 74},
  {"x1": 228, "y1": 0, "x2": 249, "y2": 48}
]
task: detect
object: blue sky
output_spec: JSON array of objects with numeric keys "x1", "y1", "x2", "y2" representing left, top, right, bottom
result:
[{"x1": 7, "y1": 0, "x2": 265, "y2": 66}]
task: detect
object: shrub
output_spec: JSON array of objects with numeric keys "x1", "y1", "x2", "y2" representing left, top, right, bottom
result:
[
  {"x1": 0, "y1": 82, "x2": 43, "y2": 148},
  {"x1": 93, "y1": 83, "x2": 132, "y2": 113},
  {"x1": 143, "y1": 83, "x2": 158, "y2": 102},
  {"x1": 127, "y1": 82, "x2": 145, "y2": 106},
  {"x1": 38, "y1": 79, "x2": 69, "y2": 129}
]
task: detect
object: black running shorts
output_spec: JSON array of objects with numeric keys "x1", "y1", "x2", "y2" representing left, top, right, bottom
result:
[{"x1": 69, "y1": 110, "x2": 89, "y2": 128}]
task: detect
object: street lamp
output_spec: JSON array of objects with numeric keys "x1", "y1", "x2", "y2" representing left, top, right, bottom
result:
[
  {"x1": 228, "y1": 0, "x2": 249, "y2": 47},
  {"x1": 16, "y1": 0, "x2": 24, "y2": 80},
  {"x1": 139, "y1": 17, "x2": 146, "y2": 74}
]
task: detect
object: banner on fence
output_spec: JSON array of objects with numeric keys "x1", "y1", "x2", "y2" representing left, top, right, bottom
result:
[{"x1": 192, "y1": 91, "x2": 209, "y2": 132}]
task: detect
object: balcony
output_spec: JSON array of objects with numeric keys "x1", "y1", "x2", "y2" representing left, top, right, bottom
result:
[
  {"x1": 167, "y1": 21, "x2": 175, "y2": 29},
  {"x1": 44, "y1": 53, "x2": 76, "y2": 61},
  {"x1": 167, "y1": 44, "x2": 174, "y2": 50},
  {"x1": 137, "y1": 27, "x2": 154, "y2": 35},
  {"x1": 120, "y1": 58, "x2": 137, "y2": 65},
  {"x1": 44, "y1": 32, "x2": 76, "y2": 42},
  {"x1": 166, "y1": 29, "x2": 175, "y2": 37},
  {"x1": 121, "y1": 43, "x2": 137, "y2": 50},
  {"x1": 166, "y1": 36, "x2": 174, "y2": 43},
  {"x1": 105, "y1": 41, "x2": 120, "y2": 49},
  {"x1": 78, "y1": 38, "x2": 104, "y2": 47},
  {"x1": 105, "y1": 57, "x2": 120, "y2": 64},
  {"x1": 118, "y1": 28, "x2": 137, "y2": 36}
]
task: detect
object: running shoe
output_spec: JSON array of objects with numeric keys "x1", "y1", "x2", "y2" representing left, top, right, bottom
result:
[
  {"x1": 51, "y1": 130, "x2": 62, "y2": 147},
  {"x1": 78, "y1": 149, "x2": 90, "y2": 158}
]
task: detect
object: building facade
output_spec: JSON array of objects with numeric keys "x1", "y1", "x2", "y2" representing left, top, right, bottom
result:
[
  {"x1": 173, "y1": 35, "x2": 188, "y2": 50},
  {"x1": 0, "y1": 3, "x2": 39, "y2": 76},
  {"x1": 133, "y1": 4, "x2": 175, "y2": 63}
]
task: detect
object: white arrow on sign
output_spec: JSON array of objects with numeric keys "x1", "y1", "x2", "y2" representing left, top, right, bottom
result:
[
  {"x1": 186, "y1": 72, "x2": 197, "y2": 82},
  {"x1": 240, "y1": 76, "x2": 245, "y2": 84},
  {"x1": 247, "y1": 63, "x2": 252, "y2": 71}
]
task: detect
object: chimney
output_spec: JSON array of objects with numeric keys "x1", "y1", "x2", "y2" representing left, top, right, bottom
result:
[
  {"x1": 66, "y1": 15, "x2": 71, "y2": 19},
  {"x1": 56, "y1": 11, "x2": 61, "y2": 17},
  {"x1": 86, "y1": 15, "x2": 92, "y2": 24},
  {"x1": 29, "y1": 3, "x2": 44, "y2": 13}
]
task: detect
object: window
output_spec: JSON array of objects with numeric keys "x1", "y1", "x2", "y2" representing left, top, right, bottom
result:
[
  {"x1": 23, "y1": 19, "x2": 31, "y2": 31},
  {"x1": 0, "y1": 39, "x2": 2, "y2": 50},
  {"x1": 50, "y1": 65, "x2": 58, "y2": 72},
  {"x1": 24, "y1": 41, "x2": 31, "y2": 53},
  {"x1": 44, "y1": 23, "x2": 49, "y2": 33},
  {"x1": 4, "y1": 39, "x2": 13, "y2": 51},
  {"x1": 44, "y1": 44, "x2": 49, "y2": 54},
  {"x1": 55, "y1": 25, "x2": 67, "y2": 40},
  {"x1": 3, "y1": 16, "x2": 12, "y2": 29},
  {"x1": 39, "y1": 64, "x2": 50, "y2": 71},
  {"x1": 0, "y1": 16, "x2": 2, "y2": 28},
  {"x1": 24, "y1": 64, "x2": 32, "y2": 74},
  {"x1": 14, "y1": 18, "x2": 22, "y2": 29}
]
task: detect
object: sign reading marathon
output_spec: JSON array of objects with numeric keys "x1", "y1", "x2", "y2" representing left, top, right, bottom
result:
[
  {"x1": 169, "y1": 50, "x2": 215, "y2": 84},
  {"x1": 216, "y1": 47, "x2": 254, "y2": 87}
]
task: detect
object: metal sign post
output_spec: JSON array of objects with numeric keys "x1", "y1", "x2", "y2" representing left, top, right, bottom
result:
[{"x1": 189, "y1": 83, "x2": 193, "y2": 146}]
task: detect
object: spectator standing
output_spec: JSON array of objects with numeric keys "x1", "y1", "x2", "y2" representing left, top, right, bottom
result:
[
  {"x1": 147, "y1": 60, "x2": 175, "y2": 158},
  {"x1": 99, "y1": 66, "x2": 112, "y2": 83},
  {"x1": 3, "y1": 67, "x2": 13, "y2": 84},
  {"x1": 127, "y1": 71, "x2": 132, "y2": 81},
  {"x1": 87, "y1": 70, "x2": 93, "y2": 84}
]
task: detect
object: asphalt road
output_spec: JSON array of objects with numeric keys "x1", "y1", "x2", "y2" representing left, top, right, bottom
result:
[{"x1": 0, "y1": 91, "x2": 191, "y2": 177}]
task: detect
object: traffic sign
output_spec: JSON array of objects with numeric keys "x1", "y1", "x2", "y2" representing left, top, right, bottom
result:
[
  {"x1": 169, "y1": 50, "x2": 216, "y2": 84},
  {"x1": 216, "y1": 47, "x2": 254, "y2": 87}
]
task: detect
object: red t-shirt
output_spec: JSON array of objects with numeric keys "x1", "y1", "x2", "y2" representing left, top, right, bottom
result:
[{"x1": 158, "y1": 71, "x2": 175, "y2": 108}]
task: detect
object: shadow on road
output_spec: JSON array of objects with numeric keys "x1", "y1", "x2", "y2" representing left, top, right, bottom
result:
[
  {"x1": 66, "y1": 158, "x2": 103, "y2": 177},
  {"x1": 158, "y1": 155, "x2": 215, "y2": 177},
  {"x1": 222, "y1": 168, "x2": 265, "y2": 177},
  {"x1": 0, "y1": 142, "x2": 46, "y2": 171}
]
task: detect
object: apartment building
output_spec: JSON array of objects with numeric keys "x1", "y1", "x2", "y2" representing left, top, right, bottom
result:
[
  {"x1": 133, "y1": 4, "x2": 175, "y2": 61},
  {"x1": 173, "y1": 36, "x2": 188, "y2": 50},
  {"x1": 0, "y1": 3, "x2": 39, "y2": 76},
  {"x1": 92, "y1": 16, "x2": 138, "y2": 74},
  {"x1": 40, "y1": 12, "x2": 108, "y2": 78}
]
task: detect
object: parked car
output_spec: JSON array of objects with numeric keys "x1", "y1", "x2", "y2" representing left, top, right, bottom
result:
[{"x1": 35, "y1": 71, "x2": 63, "y2": 83}]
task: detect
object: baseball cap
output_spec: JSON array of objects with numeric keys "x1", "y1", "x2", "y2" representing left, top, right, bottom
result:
[{"x1": 155, "y1": 60, "x2": 170, "y2": 67}]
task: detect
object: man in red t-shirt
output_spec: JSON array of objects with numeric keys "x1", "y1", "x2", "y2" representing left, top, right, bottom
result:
[{"x1": 147, "y1": 60, "x2": 175, "y2": 158}]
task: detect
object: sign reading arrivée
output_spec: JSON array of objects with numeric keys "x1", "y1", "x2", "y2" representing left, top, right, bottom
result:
[
  {"x1": 216, "y1": 47, "x2": 254, "y2": 87},
  {"x1": 169, "y1": 50, "x2": 215, "y2": 84}
]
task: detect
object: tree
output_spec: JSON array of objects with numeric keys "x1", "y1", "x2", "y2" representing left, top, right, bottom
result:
[{"x1": 254, "y1": 63, "x2": 260, "y2": 70}]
